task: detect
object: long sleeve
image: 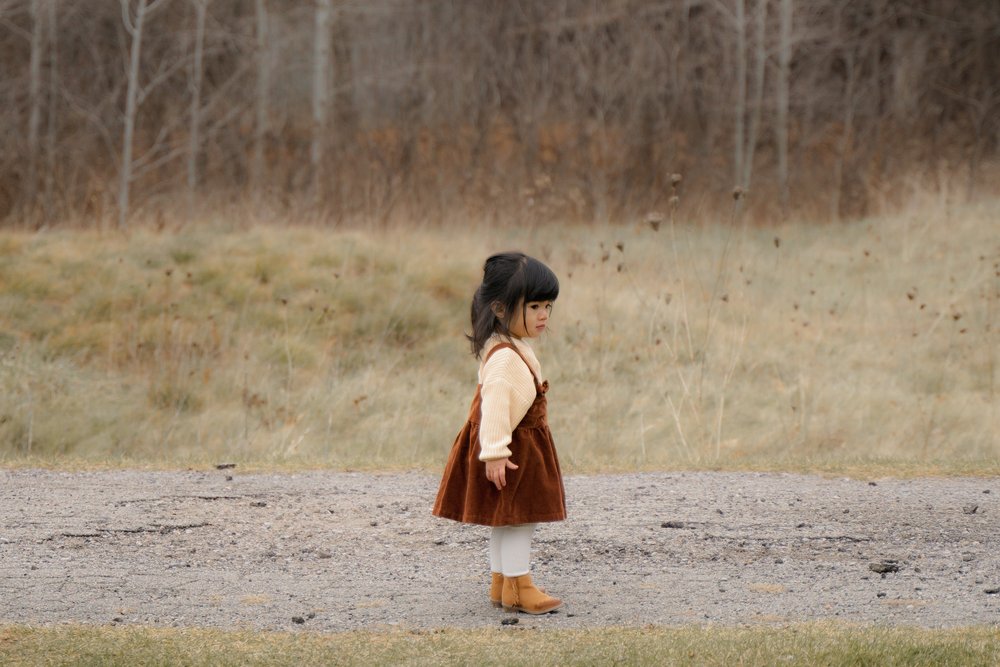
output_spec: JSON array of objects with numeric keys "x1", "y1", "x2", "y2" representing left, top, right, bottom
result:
[{"x1": 477, "y1": 347, "x2": 537, "y2": 462}]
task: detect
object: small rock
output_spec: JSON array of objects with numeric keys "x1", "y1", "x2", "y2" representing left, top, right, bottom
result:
[
  {"x1": 985, "y1": 588, "x2": 1000, "y2": 595},
  {"x1": 869, "y1": 561, "x2": 901, "y2": 574},
  {"x1": 317, "y1": 551, "x2": 332, "y2": 559},
  {"x1": 215, "y1": 463, "x2": 236, "y2": 470},
  {"x1": 292, "y1": 616, "x2": 305, "y2": 624},
  {"x1": 433, "y1": 538, "x2": 446, "y2": 546},
  {"x1": 112, "y1": 616, "x2": 124, "y2": 623},
  {"x1": 868, "y1": 482, "x2": 877, "y2": 486},
  {"x1": 250, "y1": 501, "x2": 266, "y2": 508},
  {"x1": 660, "y1": 521, "x2": 685, "y2": 529},
  {"x1": 876, "y1": 592, "x2": 887, "y2": 598},
  {"x1": 796, "y1": 523, "x2": 810, "y2": 529},
  {"x1": 963, "y1": 505, "x2": 978, "y2": 515},
  {"x1": 501, "y1": 617, "x2": 519, "y2": 626},
  {"x1": 225, "y1": 475, "x2": 233, "y2": 481},
  {"x1": 984, "y1": 490, "x2": 991, "y2": 494},
  {"x1": 370, "y1": 521, "x2": 378, "y2": 527},
  {"x1": 307, "y1": 612, "x2": 316, "y2": 619},
  {"x1": 962, "y1": 554, "x2": 975, "y2": 562}
]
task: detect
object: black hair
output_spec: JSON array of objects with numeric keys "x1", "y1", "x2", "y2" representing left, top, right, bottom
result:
[{"x1": 468, "y1": 252, "x2": 560, "y2": 358}]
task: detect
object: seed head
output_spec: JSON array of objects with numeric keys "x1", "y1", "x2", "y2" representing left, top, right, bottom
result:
[
  {"x1": 732, "y1": 187, "x2": 745, "y2": 200},
  {"x1": 671, "y1": 173, "x2": 682, "y2": 186}
]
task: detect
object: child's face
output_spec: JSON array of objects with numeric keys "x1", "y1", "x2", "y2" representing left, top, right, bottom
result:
[{"x1": 508, "y1": 299, "x2": 553, "y2": 339}]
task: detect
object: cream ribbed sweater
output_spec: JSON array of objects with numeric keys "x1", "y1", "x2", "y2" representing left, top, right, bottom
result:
[{"x1": 477, "y1": 335, "x2": 542, "y2": 462}]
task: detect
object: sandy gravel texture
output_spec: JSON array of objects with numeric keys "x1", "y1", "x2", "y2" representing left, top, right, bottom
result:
[{"x1": 1, "y1": 469, "x2": 998, "y2": 632}]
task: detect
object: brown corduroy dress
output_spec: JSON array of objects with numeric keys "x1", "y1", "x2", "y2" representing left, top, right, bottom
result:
[{"x1": 432, "y1": 342, "x2": 567, "y2": 527}]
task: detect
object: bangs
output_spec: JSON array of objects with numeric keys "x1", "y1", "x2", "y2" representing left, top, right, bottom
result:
[{"x1": 522, "y1": 259, "x2": 560, "y2": 303}]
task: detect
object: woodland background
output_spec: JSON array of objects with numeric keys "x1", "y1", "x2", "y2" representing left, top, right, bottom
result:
[{"x1": 1, "y1": 0, "x2": 999, "y2": 229}]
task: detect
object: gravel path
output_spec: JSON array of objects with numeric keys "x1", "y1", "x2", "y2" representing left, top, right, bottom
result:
[{"x1": 1, "y1": 469, "x2": 998, "y2": 631}]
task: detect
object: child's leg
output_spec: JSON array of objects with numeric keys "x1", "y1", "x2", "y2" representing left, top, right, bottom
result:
[
  {"x1": 488, "y1": 527, "x2": 507, "y2": 606},
  {"x1": 498, "y1": 523, "x2": 560, "y2": 614},
  {"x1": 498, "y1": 523, "x2": 536, "y2": 577},
  {"x1": 489, "y1": 526, "x2": 506, "y2": 574}
]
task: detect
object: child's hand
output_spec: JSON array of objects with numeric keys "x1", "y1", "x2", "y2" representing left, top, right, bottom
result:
[{"x1": 485, "y1": 458, "x2": 518, "y2": 490}]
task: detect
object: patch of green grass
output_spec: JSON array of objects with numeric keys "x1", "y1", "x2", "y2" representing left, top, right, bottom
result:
[{"x1": 1, "y1": 624, "x2": 998, "y2": 666}]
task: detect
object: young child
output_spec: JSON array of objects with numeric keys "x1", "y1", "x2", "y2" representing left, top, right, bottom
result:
[{"x1": 433, "y1": 251, "x2": 566, "y2": 615}]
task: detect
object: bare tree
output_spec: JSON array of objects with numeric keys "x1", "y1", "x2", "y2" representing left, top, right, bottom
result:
[
  {"x1": 26, "y1": 0, "x2": 43, "y2": 212},
  {"x1": 187, "y1": 0, "x2": 207, "y2": 215},
  {"x1": 311, "y1": 0, "x2": 331, "y2": 207},
  {"x1": 118, "y1": 0, "x2": 169, "y2": 229},
  {"x1": 832, "y1": 43, "x2": 857, "y2": 220},
  {"x1": 776, "y1": 0, "x2": 791, "y2": 215},
  {"x1": 742, "y1": 0, "x2": 767, "y2": 191},
  {"x1": 733, "y1": 0, "x2": 747, "y2": 188},
  {"x1": 43, "y1": 0, "x2": 58, "y2": 219},
  {"x1": 252, "y1": 0, "x2": 269, "y2": 191}
]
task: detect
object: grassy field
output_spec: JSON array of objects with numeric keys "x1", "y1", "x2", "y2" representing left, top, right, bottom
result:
[
  {"x1": 2, "y1": 624, "x2": 999, "y2": 666},
  {"x1": 0, "y1": 195, "x2": 997, "y2": 473}
]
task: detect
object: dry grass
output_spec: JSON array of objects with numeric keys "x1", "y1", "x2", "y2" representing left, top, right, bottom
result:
[
  {"x1": 0, "y1": 194, "x2": 997, "y2": 473},
  {"x1": 2, "y1": 623, "x2": 999, "y2": 666}
]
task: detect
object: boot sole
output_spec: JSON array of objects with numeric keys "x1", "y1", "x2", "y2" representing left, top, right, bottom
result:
[{"x1": 502, "y1": 602, "x2": 563, "y2": 615}]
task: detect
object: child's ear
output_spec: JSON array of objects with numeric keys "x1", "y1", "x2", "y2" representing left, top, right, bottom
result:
[{"x1": 490, "y1": 302, "x2": 505, "y2": 318}]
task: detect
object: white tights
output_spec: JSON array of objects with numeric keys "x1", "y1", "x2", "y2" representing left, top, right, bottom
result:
[{"x1": 489, "y1": 523, "x2": 536, "y2": 577}]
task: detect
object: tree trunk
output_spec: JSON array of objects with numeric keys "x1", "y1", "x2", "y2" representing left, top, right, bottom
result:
[
  {"x1": 118, "y1": 0, "x2": 149, "y2": 230},
  {"x1": 252, "y1": 0, "x2": 269, "y2": 191},
  {"x1": 27, "y1": 0, "x2": 43, "y2": 212},
  {"x1": 832, "y1": 50, "x2": 856, "y2": 221},
  {"x1": 742, "y1": 0, "x2": 767, "y2": 191},
  {"x1": 733, "y1": 0, "x2": 747, "y2": 188},
  {"x1": 311, "y1": 0, "x2": 331, "y2": 207},
  {"x1": 187, "y1": 0, "x2": 207, "y2": 216},
  {"x1": 776, "y1": 0, "x2": 791, "y2": 216},
  {"x1": 44, "y1": 0, "x2": 58, "y2": 221}
]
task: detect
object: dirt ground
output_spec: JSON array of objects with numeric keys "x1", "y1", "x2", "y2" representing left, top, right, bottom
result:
[{"x1": 1, "y1": 469, "x2": 997, "y2": 631}]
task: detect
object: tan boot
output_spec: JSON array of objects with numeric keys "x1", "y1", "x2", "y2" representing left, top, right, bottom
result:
[
  {"x1": 501, "y1": 574, "x2": 562, "y2": 614},
  {"x1": 489, "y1": 572, "x2": 504, "y2": 608}
]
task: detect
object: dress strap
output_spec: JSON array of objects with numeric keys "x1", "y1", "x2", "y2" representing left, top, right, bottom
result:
[
  {"x1": 482, "y1": 341, "x2": 515, "y2": 365},
  {"x1": 483, "y1": 341, "x2": 543, "y2": 391}
]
